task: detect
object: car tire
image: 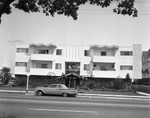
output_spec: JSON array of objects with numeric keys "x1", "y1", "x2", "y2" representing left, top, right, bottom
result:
[
  {"x1": 62, "y1": 93, "x2": 68, "y2": 97},
  {"x1": 37, "y1": 90, "x2": 43, "y2": 96}
]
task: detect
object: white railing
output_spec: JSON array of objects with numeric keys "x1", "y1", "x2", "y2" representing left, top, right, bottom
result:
[
  {"x1": 31, "y1": 54, "x2": 54, "y2": 61},
  {"x1": 93, "y1": 56, "x2": 116, "y2": 63},
  {"x1": 15, "y1": 67, "x2": 27, "y2": 75},
  {"x1": 30, "y1": 68, "x2": 53, "y2": 75},
  {"x1": 93, "y1": 70, "x2": 117, "y2": 78}
]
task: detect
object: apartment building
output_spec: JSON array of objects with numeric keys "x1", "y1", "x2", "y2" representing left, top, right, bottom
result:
[{"x1": 14, "y1": 43, "x2": 142, "y2": 86}]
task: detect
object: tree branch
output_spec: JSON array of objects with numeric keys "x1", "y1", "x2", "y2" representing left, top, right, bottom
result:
[{"x1": 0, "y1": 0, "x2": 15, "y2": 23}]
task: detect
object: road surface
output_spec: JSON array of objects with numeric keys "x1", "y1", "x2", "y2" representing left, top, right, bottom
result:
[{"x1": 0, "y1": 93, "x2": 150, "y2": 118}]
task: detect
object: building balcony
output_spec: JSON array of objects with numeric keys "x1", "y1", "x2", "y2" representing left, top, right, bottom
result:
[
  {"x1": 92, "y1": 56, "x2": 116, "y2": 63},
  {"x1": 30, "y1": 68, "x2": 53, "y2": 76},
  {"x1": 31, "y1": 54, "x2": 54, "y2": 61},
  {"x1": 15, "y1": 67, "x2": 27, "y2": 75},
  {"x1": 30, "y1": 68, "x2": 63, "y2": 76},
  {"x1": 92, "y1": 70, "x2": 117, "y2": 78}
]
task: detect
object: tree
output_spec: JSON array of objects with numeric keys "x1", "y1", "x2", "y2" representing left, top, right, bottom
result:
[
  {"x1": 0, "y1": 0, "x2": 137, "y2": 23},
  {"x1": 125, "y1": 73, "x2": 131, "y2": 83},
  {"x1": 0, "y1": 67, "x2": 12, "y2": 84}
]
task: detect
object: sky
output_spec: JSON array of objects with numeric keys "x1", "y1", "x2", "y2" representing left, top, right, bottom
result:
[{"x1": 0, "y1": 0, "x2": 150, "y2": 72}]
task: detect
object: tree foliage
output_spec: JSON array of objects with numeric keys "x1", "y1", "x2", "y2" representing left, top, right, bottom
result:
[
  {"x1": 0, "y1": 0, "x2": 138, "y2": 23},
  {"x1": 0, "y1": 67, "x2": 12, "y2": 84}
]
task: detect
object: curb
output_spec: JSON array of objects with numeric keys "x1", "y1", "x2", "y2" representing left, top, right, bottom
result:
[{"x1": 0, "y1": 90, "x2": 149, "y2": 100}]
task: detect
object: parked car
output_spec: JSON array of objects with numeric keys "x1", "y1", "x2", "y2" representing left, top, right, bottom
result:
[{"x1": 35, "y1": 84, "x2": 78, "y2": 97}]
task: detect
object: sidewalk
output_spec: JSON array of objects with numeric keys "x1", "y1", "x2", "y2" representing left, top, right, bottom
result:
[{"x1": 0, "y1": 89, "x2": 149, "y2": 100}]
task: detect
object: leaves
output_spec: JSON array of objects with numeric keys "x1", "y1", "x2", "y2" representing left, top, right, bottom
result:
[
  {"x1": 0, "y1": 67, "x2": 11, "y2": 85},
  {"x1": 113, "y1": 0, "x2": 137, "y2": 17},
  {"x1": 13, "y1": 0, "x2": 40, "y2": 13},
  {"x1": 0, "y1": 0, "x2": 138, "y2": 23}
]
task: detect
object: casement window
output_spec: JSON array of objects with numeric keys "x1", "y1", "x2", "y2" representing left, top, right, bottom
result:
[
  {"x1": 56, "y1": 49, "x2": 62, "y2": 55},
  {"x1": 15, "y1": 62, "x2": 27, "y2": 67},
  {"x1": 84, "y1": 64, "x2": 90, "y2": 70},
  {"x1": 84, "y1": 50, "x2": 90, "y2": 56},
  {"x1": 55, "y1": 63, "x2": 62, "y2": 70},
  {"x1": 17, "y1": 48, "x2": 28, "y2": 53},
  {"x1": 101, "y1": 51, "x2": 107, "y2": 56},
  {"x1": 38, "y1": 50, "x2": 49, "y2": 54},
  {"x1": 120, "y1": 65, "x2": 133, "y2": 70},
  {"x1": 120, "y1": 51, "x2": 133, "y2": 56}
]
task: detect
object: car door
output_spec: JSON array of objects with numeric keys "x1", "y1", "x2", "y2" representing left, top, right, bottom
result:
[
  {"x1": 46, "y1": 84, "x2": 58, "y2": 95},
  {"x1": 57, "y1": 85, "x2": 65, "y2": 95}
]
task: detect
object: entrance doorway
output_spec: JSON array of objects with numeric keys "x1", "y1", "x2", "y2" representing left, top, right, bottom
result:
[{"x1": 64, "y1": 73, "x2": 80, "y2": 89}]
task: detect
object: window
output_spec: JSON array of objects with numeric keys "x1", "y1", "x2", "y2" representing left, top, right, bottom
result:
[
  {"x1": 100, "y1": 66, "x2": 107, "y2": 70},
  {"x1": 120, "y1": 65, "x2": 133, "y2": 70},
  {"x1": 15, "y1": 62, "x2": 27, "y2": 67},
  {"x1": 41, "y1": 64, "x2": 48, "y2": 68},
  {"x1": 55, "y1": 63, "x2": 62, "y2": 69},
  {"x1": 84, "y1": 64, "x2": 90, "y2": 70},
  {"x1": 101, "y1": 51, "x2": 107, "y2": 56},
  {"x1": 17, "y1": 48, "x2": 28, "y2": 53},
  {"x1": 49, "y1": 85, "x2": 57, "y2": 88},
  {"x1": 36, "y1": 63, "x2": 48, "y2": 68},
  {"x1": 38, "y1": 50, "x2": 49, "y2": 54},
  {"x1": 120, "y1": 51, "x2": 132, "y2": 56},
  {"x1": 84, "y1": 50, "x2": 90, "y2": 56},
  {"x1": 56, "y1": 49, "x2": 62, "y2": 55}
]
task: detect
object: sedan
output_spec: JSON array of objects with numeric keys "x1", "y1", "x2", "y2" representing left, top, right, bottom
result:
[{"x1": 35, "y1": 84, "x2": 78, "y2": 97}]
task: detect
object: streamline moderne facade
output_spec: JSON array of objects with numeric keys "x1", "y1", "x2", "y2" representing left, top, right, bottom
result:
[{"x1": 14, "y1": 43, "x2": 142, "y2": 80}]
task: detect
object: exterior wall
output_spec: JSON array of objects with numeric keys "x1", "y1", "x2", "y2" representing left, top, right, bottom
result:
[
  {"x1": 116, "y1": 46, "x2": 133, "y2": 79},
  {"x1": 14, "y1": 43, "x2": 142, "y2": 80}
]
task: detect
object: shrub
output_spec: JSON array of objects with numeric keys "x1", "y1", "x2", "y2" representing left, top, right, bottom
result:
[
  {"x1": 132, "y1": 85, "x2": 150, "y2": 93},
  {"x1": 15, "y1": 77, "x2": 26, "y2": 86},
  {"x1": 113, "y1": 78, "x2": 124, "y2": 89}
]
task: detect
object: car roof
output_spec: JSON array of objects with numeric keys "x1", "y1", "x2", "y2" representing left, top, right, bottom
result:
[{"x1": 50, "y1": 84, "x2": 65, "y2": 86}]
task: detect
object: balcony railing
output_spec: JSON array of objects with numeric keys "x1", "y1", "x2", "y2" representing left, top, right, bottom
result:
[
  {"x1": 15, "y1": 67, "x2": 27, "y2": 75},
  {"x1": 93, "y1": 70, "x2": 116, "y2": 78},
  {"x1": 31, "y1": 54, "x2": 54, "y2": 61},
  {"x1": 92, "y1": 56, "x2": 116, "y2": 63},
  {"x1": 30, "y1": 68, "x2": 53, "y2": 76},
  {"x1": 30, "y1": 68, "x2": 63, "y2": 76}
]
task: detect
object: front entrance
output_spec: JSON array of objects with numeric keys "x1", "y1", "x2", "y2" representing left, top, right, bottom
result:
[{"x1": 65, "y1": 76, "x2": 80, "y2": 88}]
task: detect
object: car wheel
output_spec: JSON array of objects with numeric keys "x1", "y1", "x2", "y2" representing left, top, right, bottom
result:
[
  {"x1": 62, "y1": 93, "x2": 68, "y2": 97},
  {"x1": 37, "y1": 90, "x2": 43, "y2": 96}
]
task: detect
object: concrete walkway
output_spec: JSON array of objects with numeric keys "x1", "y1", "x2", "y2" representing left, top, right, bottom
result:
[{"x1": 0, "y1": 89, "x2": 150, "y2": 100}]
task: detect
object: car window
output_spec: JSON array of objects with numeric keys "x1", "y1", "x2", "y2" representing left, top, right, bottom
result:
[
  {"x1": 58, "y1": 85, "x2": 63, "y2": 89},
  {"x1": 49, "y1": 85, "x2": 57, "y2": 88},
  {"x1": 61, "y1": 85, "x2": 68, "y2": 89}
]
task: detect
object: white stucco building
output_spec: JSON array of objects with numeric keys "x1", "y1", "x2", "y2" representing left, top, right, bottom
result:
[{"x1": 14, "y1": 43, "x2": 142, "y2": 81}]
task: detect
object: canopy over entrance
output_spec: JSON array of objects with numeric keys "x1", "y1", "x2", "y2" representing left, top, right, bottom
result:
[{"x1": 55, "y1": 73, "x2": 81, "y2": 88}]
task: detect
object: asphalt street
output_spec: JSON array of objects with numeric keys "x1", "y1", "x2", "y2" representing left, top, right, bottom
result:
[{"x1": 0, "y1": 93, "x2": 150, "y2": 118}]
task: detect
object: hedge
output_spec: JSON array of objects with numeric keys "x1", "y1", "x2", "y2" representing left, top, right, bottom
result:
[{"x1": 132, "y1": 85, "x2": 150, "y2": 93}]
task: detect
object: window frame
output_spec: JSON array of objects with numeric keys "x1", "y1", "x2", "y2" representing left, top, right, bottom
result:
[
  {"x1": 120, "y1": 51, "x2": 133, "y2": 56},
  {"x1": 15, "y1": 62, "x2": 27, "y2": 67},
  {"x1": 120, "y1": 65, "x2": 133, "y2": 70},
  {"x1": 56, "y1": 49, "x2": 62, "y2": 55},
  {"x1": 84, "y1": 64, "x2": 90, "y2": 70},
  {"x1": 84, "y1": 50, "x2": 90, "y2": 56},
  {"x1": 16, "y1": 48, "x2": 28, "y2": 53},
  {"x1": 38, "y1": 49, "x2": 49, "y2": 54},
  {"x1": 55, "y1": 63, "x2": 62, "y2": 70},
  {"x1": 101, "y1": 51, "x2": 107, "y2": 56}
]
